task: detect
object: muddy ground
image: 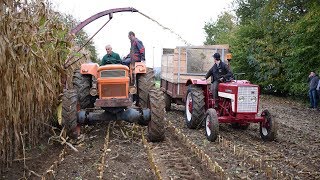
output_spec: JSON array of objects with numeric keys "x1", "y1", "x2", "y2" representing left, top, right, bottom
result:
[{"x1": 1, "y1": 95, "x2": 319, "y2": 180}]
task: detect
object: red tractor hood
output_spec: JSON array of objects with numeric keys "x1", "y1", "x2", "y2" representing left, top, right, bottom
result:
[{"x1": 219, "y1": 80, "x2": 259, "y2": 93}]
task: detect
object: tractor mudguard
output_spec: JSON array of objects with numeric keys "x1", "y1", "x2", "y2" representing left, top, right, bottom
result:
[
  {"x1": 134, "y1": 62, "x2": 147, "y2": 74},
  {"x1": 80, "y1": 63, "x2": 99, "y2": 78},
  {"x1": 186, "y1": 79, "x2": 208, "y2": 87}
]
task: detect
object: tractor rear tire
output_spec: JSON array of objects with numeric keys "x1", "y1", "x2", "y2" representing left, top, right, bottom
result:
[
  {"x1": 185, "y1": 86, "x2": 205, "y2": 129},
  {"x1": 164, "y1": 93, "x2": 171, "y2": 111},
  {"x1": 147, "y1": 88, "x2": 165, "y2": 142},
  {"x1": 260, "y1": 110, "x2": 277, "y2": 141},
  {"x1": 137, "y1": 68, "x2": 155, "y2": 108},
  {"x1": 62, "y1": 89, "x2": 79, "y2": 139},
  {"x1": 205, "y1": 108, "x2": 219, "y2": 142},
  {"x1": 72, "y1": 70, "x2": 94, "y2": 109}
]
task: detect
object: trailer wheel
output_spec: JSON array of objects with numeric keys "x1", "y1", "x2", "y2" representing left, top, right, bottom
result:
[
  {"x1": 260, "y1": 110, "x2": 277, "y2": 141},
  {"x1": 138, "y1": 68, "x2": 155, "y2": 108},
  {"x1": 147, "y1": 88, "x2": 165, "y2": 142},
  {"x1": 62, "y1": 89, "x2": 79, "y2": 139},
  {"x1": 73, "y1": 70, "x2": 94, "y2": 109},
  {"x1": 205, "y1": 108, "x2": 219, "y2": 142},
  {"x1": 164, "y1": 93, "x2": 171, "y2": 111},
  {"x1": 185, "y1": 86, "x2": 205, "y2": 129}
]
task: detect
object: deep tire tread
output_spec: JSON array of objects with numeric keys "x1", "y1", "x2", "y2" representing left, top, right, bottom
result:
[
  {"x1": 62, "y1": 89, "x2": 78, "y2": 139},
  {"x1": 147, "y1": 88, "x2": 166, "y2": 142},
  {"x1": 138, "y1": 69, "x2": 155, "y2": 108},
  {"x1": 185, "y1": 86, "x2": 206, "y2": 129},
  {"x1": 72, "y1": 70, "x2": 93, "y2": 109},
  {"x1": 205, "y1": 108, "x2": 219, "y2": 142},
  {"x1": 260, "y1": 110, "x2": 277, "y2": 141}
]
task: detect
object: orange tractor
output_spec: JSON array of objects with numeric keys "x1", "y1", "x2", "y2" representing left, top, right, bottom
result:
[{"x1": 59, "y1": 8, "x2": 165, "y2": 142}]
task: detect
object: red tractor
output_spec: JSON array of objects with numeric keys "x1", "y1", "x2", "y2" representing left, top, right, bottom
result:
[{"x1": 184, "y1": 79, "x2": 277, "y2": 142}]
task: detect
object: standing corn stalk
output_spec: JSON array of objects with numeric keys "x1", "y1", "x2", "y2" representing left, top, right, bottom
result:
[{"x1": 0, "y1": 0, "x2": 88, "y2": 173}]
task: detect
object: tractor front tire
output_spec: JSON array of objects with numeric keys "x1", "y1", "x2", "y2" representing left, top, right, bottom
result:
[
  {"x1": 62, "y1": 89, "x2": 79, "y2": 139},
  {"x1": 260, "y1": 110, "x2": 277, "y2": 141},
  {"x1": 185, "y1": 86, "x2": 205, "y2": 129},
  {"x1": 73, "y1": 70, "x2": 94, "y2": 109},
  {"x1": 147, "y1": 88, "x2": 165, "y2": 142},
  {"x1": 205, "y1": 108, "x2": 219, "y2": 142},
  {"x1": 138, "y1": 68, "x2": 155, "y2": 108}
]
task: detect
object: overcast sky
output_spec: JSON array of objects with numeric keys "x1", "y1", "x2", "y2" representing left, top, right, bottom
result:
[{"x1": 49, "y1": 0, "x2": 233, "y2": 67}]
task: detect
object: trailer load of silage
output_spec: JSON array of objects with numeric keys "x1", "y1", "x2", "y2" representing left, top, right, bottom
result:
[{"x1": 0, "y1": 1, "x2": 88, "y2": 172}]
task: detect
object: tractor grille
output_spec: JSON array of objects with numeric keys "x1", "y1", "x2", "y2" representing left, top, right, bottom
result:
[
  {"x1": 237, "y1": 86, "x2": 258, "y2": 113},
  {"x1": 100, "y1": 70, "x2": 126, "y2": 78},
  {"x1": 100, "y1": 84, "x2": 126, "y2": 98}
]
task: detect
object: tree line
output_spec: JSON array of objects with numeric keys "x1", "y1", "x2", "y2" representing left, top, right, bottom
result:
[
  {"x1": 59, "y1": 14, "x2": 100, "y2": 63},
  {"x1": 204, "y1": 0, "x2": 320, "y2": 97}
]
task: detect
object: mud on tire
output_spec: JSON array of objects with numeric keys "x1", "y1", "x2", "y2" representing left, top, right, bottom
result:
[
  {"x1": 260, "y1": 109, "x2": 277, "y2": 141},
  {"x1": 185, "y1": 86, "x2": 205, "y2": 129},
  {"x1": 138, "y1": 68, "x2": 155, "y2": 108},
  {"x1": 147, "y1": 88, "x2": 165, "y2": 142},
  {"x1": 205, "y1": 108, "x2": 219, "y2": 142},
  {"x1": 72, "y1": 70, "x2": 94, "y2": 109},
  {"x1": 62, "y1": 89, "x2": 79, "y2": 139}
]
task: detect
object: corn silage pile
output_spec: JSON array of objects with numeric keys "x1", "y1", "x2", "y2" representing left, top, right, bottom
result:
[{"x1": 0, "y1": 1, "x2": 87, "y2": 172}]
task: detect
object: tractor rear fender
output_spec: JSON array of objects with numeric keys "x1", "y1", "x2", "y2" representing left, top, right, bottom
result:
[
  {"x1": 186, "y1": 79, "x2": 208, "y2": 87},
  {"x1": 134, "y1": 62, "x2": 147, "y2": 74},
  {"x1": 80, "y1": 63, "x2": 99, "y2": 78}
]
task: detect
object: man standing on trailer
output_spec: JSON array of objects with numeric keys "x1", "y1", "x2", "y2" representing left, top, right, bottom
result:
[
  {"x1": 203, "y1": 53, "x2": 233, "y2": 108},
  {"x1": 123, "y1": 31, "x2": 145, "y2": 66}
]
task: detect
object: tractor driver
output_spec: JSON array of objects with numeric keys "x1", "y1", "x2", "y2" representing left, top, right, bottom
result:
[
  {"x1": 203, "y1": 53, "x2": 233, "y2": 108},
  {"x1": 100, "y1": 45, "x2": 121, "y2": 65}
]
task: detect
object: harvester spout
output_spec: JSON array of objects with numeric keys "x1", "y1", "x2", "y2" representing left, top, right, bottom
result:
[{"x1": 70, "y1": 7, "x2": 138, "y2": 35}]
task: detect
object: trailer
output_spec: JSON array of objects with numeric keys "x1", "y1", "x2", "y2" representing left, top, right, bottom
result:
[{"x1": 160, "y1": 45, "x2": 230, "y2": 110}]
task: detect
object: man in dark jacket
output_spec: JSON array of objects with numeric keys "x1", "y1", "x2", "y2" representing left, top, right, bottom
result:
[
  {"x1": 122, "y1": 31, "x2": 145, "y2": 66},
  {"x1": 203, "y1": 53, "x2": 233, "y2": 108},
  {"x1": 317, "y1": 77, "x2": 320, "y2": 107},
  {"x1": 308, "y1": 71, "x2": 319, "y2": 109}
]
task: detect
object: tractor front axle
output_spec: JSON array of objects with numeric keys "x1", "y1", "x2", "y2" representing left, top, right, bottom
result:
[{"x1": 77, "y1": 108, "x2": 151, "y2": 125}]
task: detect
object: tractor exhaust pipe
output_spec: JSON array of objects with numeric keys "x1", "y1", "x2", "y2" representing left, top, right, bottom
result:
[{"x1": 77, "y1": 108, "x2": 151, "y2": 125}]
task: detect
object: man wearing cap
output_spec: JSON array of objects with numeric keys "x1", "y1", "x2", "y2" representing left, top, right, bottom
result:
[
  {"x1": 203, "y1": 53, "x2": 233, "y2": 108},
  {"x1": 123, "y1": 31, "x2": 145, "y2": 66},
  {"x1": 100, "y1": 45, "x2": 121, "y2": 65}
]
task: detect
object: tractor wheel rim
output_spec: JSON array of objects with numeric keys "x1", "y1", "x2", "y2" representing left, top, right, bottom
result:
[
  {"x1": 262, "y1": 127, "x2": 268, "y2": 136},
  {"x1": 206, "y1": 115, "x2": 211, "y2": 136},
  {"x1": 186, "y1": 93, "x2": 192, "y2": 122},
  {"x1": 262, "y1": 115, "x2": 270, "y2": 136}
]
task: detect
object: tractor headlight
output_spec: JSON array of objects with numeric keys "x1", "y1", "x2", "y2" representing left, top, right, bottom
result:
[
  {"x1": 238, "y1": 96, "x2": 245, "y2": 102},
  {"x1": 250, "y1": 96, "x2": 257, "y2": 103}
]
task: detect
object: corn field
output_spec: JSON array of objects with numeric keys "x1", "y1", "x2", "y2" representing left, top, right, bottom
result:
[{"x1": 0, "y1": 0, "x2": 88, "y2": 173}]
